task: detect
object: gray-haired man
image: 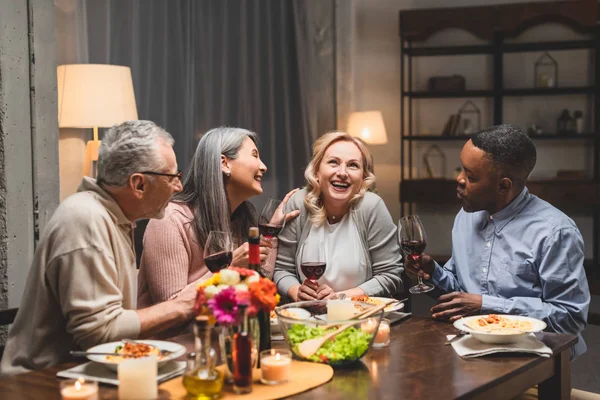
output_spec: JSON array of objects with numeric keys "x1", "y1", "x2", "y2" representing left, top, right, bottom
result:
[{"x1": 1, "y1": 121, "x2": 197, "y2": 375}]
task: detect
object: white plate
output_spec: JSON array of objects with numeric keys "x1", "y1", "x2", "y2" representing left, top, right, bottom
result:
[
  {"x1": 86, "y1": 340, "x2": 186, "y2": 372},
  {"x1": 453, "y1": 315, "x2": 547, "y2": 344},
  {"x1": 368, "y1": 297, "x2": 405, "y2": 313},
  {"x1": 347, "y1": 297, "x2": 405, "y2": 313}
]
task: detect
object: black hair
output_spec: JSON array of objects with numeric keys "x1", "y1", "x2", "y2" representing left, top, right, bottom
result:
[{"x1": 471, "y1": 124, "x2": 536, "y2": 188}]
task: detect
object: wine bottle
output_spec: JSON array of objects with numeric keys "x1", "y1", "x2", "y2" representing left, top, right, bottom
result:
[
  {"x1": 248, "y1": 226, "x2": 271, "y2": 367},
  {"x1": 232, "y1": 305, "x2": 252, "y2": 394}
]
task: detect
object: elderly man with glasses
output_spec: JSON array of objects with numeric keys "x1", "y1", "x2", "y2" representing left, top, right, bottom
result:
[{"x1": 1, "y1": 120, "x2": 197, "y2": 375}]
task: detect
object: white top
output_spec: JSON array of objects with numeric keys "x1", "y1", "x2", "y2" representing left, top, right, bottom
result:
[{"x1": 296, "y1": 214, "x2": 370, "y2": 291}]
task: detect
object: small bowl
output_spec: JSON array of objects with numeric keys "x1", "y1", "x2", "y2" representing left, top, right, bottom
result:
[
  {"x1": 274, "y1": 300, "x2": 383, "y2": 366},
  {"x1": 454, "y1": 315, "x2": 547, "y2": 344}
]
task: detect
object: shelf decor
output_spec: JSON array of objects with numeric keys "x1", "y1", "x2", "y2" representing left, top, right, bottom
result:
[
  {"x1": 534, "y1": 53, "x2": 558, "y2": 88},
  {"x1": 422, "y1": 145, "x2": 447, "y2": 179},
  {"x1": 457, "y1": 100, "x2": 481, "y2": 135},
  {"x1": 557, "y1": 109, "x2": 575, "y2": 135}
]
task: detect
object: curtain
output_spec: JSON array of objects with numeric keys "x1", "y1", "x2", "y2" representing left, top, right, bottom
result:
[{"x1": 83, "y1": 0, "x2": 337, "y2": 199}]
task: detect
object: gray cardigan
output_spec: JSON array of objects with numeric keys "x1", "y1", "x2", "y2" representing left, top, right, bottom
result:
[{"x1": 273, "y1": 189, "x2": 403, "y2": 298}]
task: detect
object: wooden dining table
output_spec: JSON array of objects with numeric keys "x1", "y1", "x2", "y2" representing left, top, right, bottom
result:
[{"x1": 0, "y1": 316, "x2": 576, "y2": 399}]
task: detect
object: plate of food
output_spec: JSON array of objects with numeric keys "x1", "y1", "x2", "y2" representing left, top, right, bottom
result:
[
  {"x1": 454, "y1": 314, "x2": 547, "y2": 344},
  {"x1": 350, "y1": 296, "x2": 405, "y2": 313},
  {"x1": 85, "y1": 340, "x2": 186, "y2": 371}
]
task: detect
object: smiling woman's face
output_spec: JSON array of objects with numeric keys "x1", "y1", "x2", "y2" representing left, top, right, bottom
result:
[
  {"x1": 316, "y1": 140, "x2": 365, "y2": 209},
  {"x1": 226, "y1": 137, "x2": 267, "y2": 198}
]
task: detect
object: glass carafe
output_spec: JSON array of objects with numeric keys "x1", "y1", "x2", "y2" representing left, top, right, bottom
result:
[{"x1": 182, "y1": 316, "x2": 224, "y2": 399}]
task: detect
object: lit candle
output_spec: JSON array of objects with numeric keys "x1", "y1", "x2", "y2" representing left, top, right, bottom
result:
[
  {"x1": 360, "y1": 318, "x2": 378, "y2": 334},
  {"x1": 327, "y1": 300, "x2": 355, "y2": 321},
  {"x1": 361, "y1": 318, "x2": 391, "y2": 348},
  {"x1": 260, "y1": 349, "x2": 292, "y2": 385},
  {"x1": 118, "y1": 356, "x2": 158, "y2": 399},
  {"x1": 60, "y1": 378, "x2": 98, "y2": 400},
  {"x1": 373, "y1": 318, "x2": 391, "y2": 348}
]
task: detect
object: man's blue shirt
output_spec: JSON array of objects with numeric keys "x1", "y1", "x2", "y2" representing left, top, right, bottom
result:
[{"x1": 432, "y1": 187, "x2": 590, "y2": 358}]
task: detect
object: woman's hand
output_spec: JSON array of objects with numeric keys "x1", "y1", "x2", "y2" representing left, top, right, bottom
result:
[
  {"x1": 316, "y1": 284, "x2": 337, "y2": 300},
  {"x1": 297, "y1": 279, "x2": 320, "y2": 301},
  {"x1": 231, "y1": 241, "x2": 273, "y2": 266},
  {"x1": 278, "y1": 188, "x2": 301, "y2": 224}
]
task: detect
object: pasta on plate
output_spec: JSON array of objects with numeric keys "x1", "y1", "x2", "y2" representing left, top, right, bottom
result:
[{"x1": 466, "y1": 314, "x2": 533, "y2": 334}]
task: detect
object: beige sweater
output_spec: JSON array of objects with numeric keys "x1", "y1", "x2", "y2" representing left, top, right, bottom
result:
[{"x1": 0, "y1": 178, "x2": 141, "y2": 376}]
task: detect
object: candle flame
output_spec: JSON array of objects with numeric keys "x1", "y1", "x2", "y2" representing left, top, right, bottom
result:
[
  {"x1": 75, "y1": 380, "x2": 82, "y2": 391},
  {"x1": 275, "y1": 353, "x2": 281, "y2": 361}
]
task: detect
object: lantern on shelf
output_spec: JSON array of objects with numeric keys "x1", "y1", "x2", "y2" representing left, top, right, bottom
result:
[
  {"x1": 557, "y1": 109, "x2": 575, "y2": 135},
  {"x1": 534, "y1": 53, "x2": 558, "y2": 88},
  {"x1": 456, "y1": 100, "x2": 481, "y2": 136}
]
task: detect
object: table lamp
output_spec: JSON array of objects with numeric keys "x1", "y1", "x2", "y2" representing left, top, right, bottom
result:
[
  {"x1": 57, "y1": 64, "x2": 138, "y2": 177},
  {"x1": 347, "y1": 111, "x2": 388, "y2": 145}
]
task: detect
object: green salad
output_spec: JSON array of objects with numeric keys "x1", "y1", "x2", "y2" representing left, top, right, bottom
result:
[{"x1": 287, "y1": 324, "x2": 373, "y2": 364}]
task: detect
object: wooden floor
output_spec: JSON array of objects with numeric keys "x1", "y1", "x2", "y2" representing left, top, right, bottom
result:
[{"x1": 411, "y1": 293, "x2": 600, "y2": 394}]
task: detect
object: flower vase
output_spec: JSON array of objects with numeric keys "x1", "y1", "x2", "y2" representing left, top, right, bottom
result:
[{"x1": 219, "y1": 317, "x2": 260, "y2": 382}]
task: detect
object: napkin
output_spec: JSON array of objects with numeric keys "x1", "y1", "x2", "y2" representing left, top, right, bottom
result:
[
  {"x1": 450, "y1": 333, "x2": 552, "y2": 359},
  {"x1": 57, "y1": 361, "x2": 186, "y2": 386}
]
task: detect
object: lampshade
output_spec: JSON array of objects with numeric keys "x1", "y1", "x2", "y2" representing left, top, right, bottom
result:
[
  {"x1": 57, "y1": 64, "x2": 138, "y2": 128},
  {"x1": 347, "y1": 111, "x2": 388, "y2": 145}
]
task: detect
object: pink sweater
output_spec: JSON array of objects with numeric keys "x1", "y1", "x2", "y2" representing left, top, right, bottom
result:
[
  {"x1": 137, "y1": 203, "x2": 210, "y2": 308},
  {"x1": 137, "y1": 202, "x2": 276, "y2": 308}
]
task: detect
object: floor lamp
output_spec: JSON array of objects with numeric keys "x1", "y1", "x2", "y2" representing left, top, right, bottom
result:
[
  {"x1": 347, "y1": 111, "x2": 388, "y2": 173},
  {"x1": 57, "y1": 64, "x2": 138, "y2": 177}
]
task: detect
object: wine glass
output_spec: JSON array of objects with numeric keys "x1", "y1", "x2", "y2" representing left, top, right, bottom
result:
[
  {"x1": 398, "y1": 215, "x2": 434, "y2": 294},
  {"x1": 204, "y1": 231, "x2": 233, "y2": 273},
  {"x1": 299, "y1": 238, "x2": 326, "y2": 284},
  {"x1": 258, "y1": 198, "x2": 286, "y2": 240}
]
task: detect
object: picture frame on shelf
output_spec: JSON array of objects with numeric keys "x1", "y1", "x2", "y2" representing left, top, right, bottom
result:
[
  {"x1": 456, "y1": 100, "x2": 480, "y2": 136},
  {"x1": 422, "y1": 145, "x2": 447, "y2": 179}
]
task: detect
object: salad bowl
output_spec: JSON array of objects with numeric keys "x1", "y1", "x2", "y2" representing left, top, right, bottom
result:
[{"x1": 274, "y1": 300, "x2": 384, "y2": 366}]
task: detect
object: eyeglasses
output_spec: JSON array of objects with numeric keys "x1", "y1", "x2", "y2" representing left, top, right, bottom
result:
[{"x1": 140, "y1": 170, "x2": 183, "y2": 181}]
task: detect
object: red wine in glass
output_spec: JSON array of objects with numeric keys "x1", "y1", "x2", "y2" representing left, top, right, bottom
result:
[
  {"x1": 301, "y1": 262, "x2": 326, "y2": 284},
  {"x1": 400, "y1": 240, "x2": 427, "y2": 262},
  {"x1": 204, "y1": 251, "x2": 233, "y2": 273},
  {"x1": 204, "y1": 231, "x2": 233, "y2": 273},
  {"x1": 398, "y1": 216, "x2": 434, "y2": 294},
  {"x1": 258, "y1": 223, "x2": 283, "y2": 239},
  {"x1": 259, "y1": 198, "x2": 286, "y2": 239}
]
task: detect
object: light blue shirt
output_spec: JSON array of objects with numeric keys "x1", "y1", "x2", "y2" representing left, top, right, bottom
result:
[{"x1": 432, "y1": 187, "x2": 590, "y2": 358}]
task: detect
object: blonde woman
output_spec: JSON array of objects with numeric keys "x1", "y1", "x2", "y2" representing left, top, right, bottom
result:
[{"x1": 273, "y1": 131, "x2": 403, "y2": 301}]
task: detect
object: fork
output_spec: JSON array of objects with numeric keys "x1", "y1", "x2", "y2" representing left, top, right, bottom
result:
[{"x1": 444, "y1": 331, "x2": 469, "y2": 345}]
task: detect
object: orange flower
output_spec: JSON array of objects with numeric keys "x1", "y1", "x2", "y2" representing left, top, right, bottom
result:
[
  {"x1": 194, "y1": 287, "x2": 207, "y2": 315},
  {"x1": 249, "y1": 278, "x2": 278, "y2": 312}
]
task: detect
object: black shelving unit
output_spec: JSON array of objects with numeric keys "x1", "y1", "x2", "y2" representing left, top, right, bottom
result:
[{"x1": 399, "y1": 1, "x2": 600, "y2": 302}]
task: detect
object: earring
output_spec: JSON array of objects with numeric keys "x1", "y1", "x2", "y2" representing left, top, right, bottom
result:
[{"x1": 225, "y1": 170, "x2": 231, "y2": 177}]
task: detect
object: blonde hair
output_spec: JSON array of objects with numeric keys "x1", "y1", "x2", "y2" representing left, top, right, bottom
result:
[{"x1": 304, "y1": 131, "x2": 376, "y2": 226}]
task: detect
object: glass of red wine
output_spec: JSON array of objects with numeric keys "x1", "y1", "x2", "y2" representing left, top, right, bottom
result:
[
  {"x1": 204, "y1": 231, "x2": 233, "y2": 273},
  {"x1": 258, "y1": 198, "x2": 286, "y2": 240},
  {"x1": 300, "y1": 239, "x2": 326, "y2": 285},
  {"x1": 398, "y1": 215, "x2": 434, "y2": 294}
]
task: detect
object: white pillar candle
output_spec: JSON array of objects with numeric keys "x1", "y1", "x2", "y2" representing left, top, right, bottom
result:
[
  {"x1": 118, "y1": 356, "x2": 158, "y2": 400},
  {"x1": 60, "y1": 378, "x2": 98, "y2": 400},
  {"x1": 327, "y1": 300, "x2": 355, "y2": 320},
  {"x1": 260, "y1": 349, "x2": 292, "y2": 385}
]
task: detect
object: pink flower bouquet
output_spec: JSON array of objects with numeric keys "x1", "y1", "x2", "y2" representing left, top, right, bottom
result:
[{"x1": 194, "y1": 267, "x2": 280, "y2": 326}]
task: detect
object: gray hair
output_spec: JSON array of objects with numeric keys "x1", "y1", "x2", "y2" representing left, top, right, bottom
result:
[
  {"x1": 97, "y1": 120, "x2": 175, "y2": 187},
  {"x1": 173, "y1": 126, "x2": 258, "y2": 247}
]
